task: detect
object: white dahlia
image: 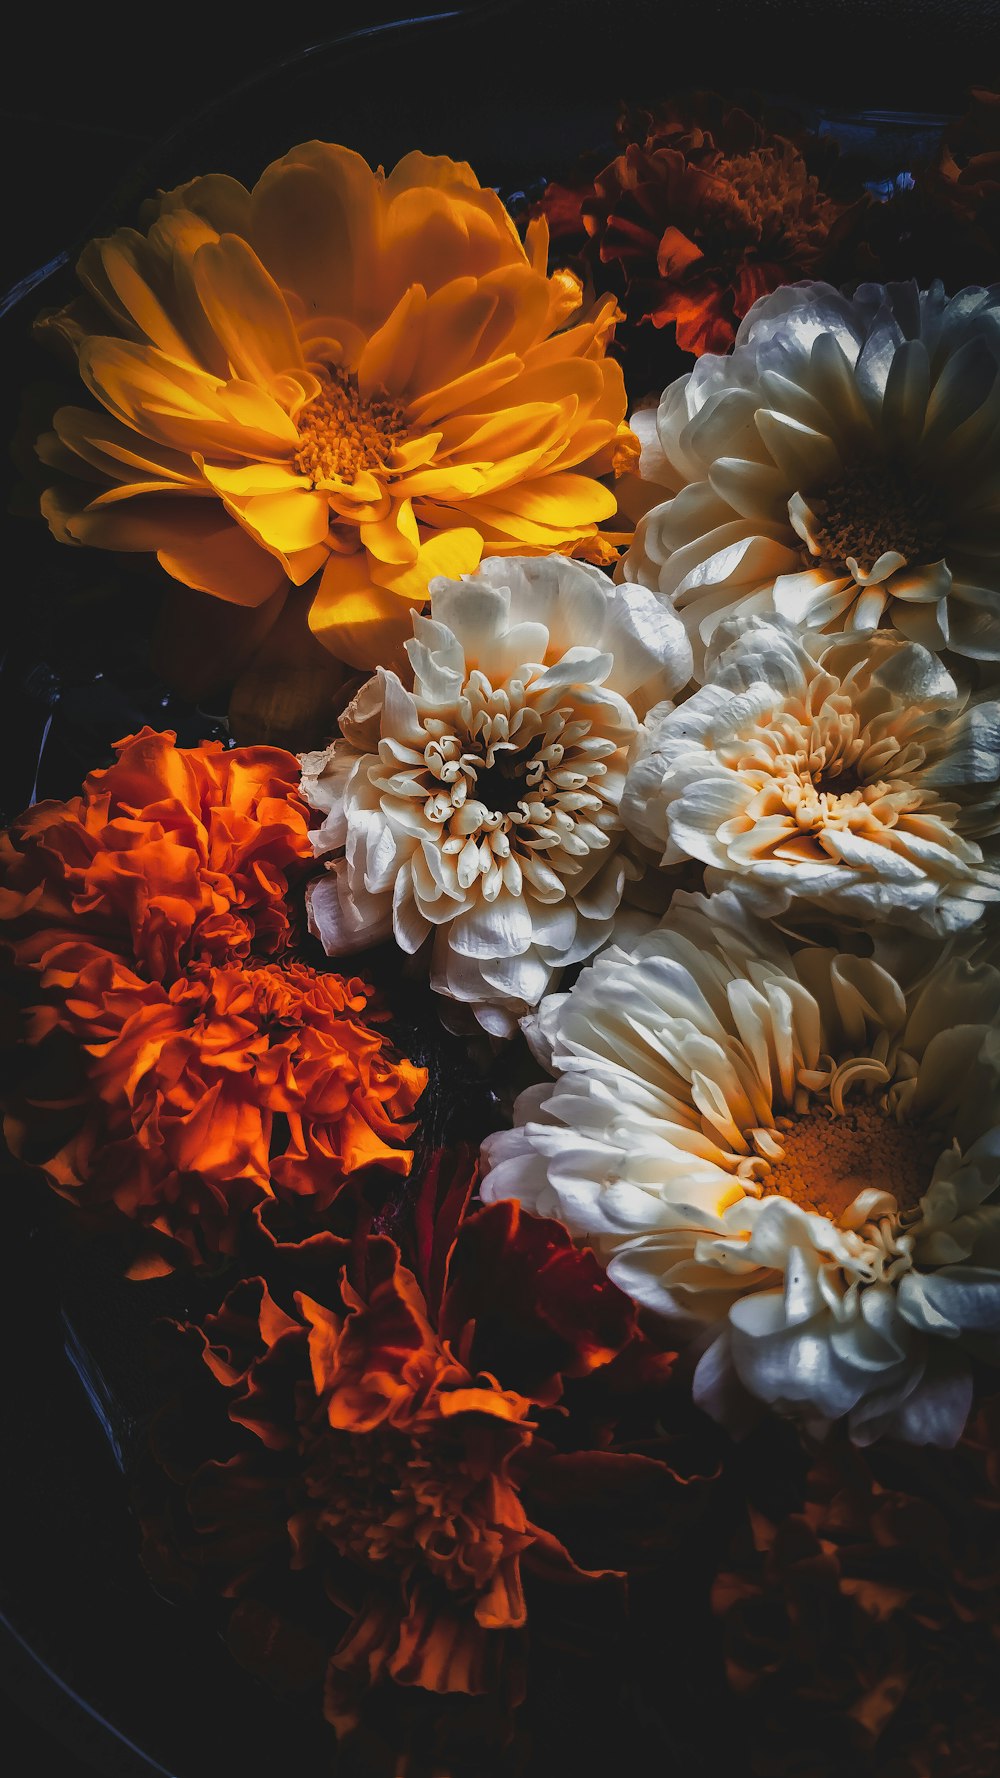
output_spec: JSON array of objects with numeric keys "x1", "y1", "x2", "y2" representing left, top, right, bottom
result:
[
  {"x1": 623, "y1": 280, "x2": 1000, "y2": 675},
  {"x1": 481, "y1": 892, "x2": 1000, "y2": 1445},
  {"x1": 622, "y1": 615, "x2": 1000, "y2": 933},
  {"x1": 300, "y1": 555, "x2": 691, "y2": 1036}
]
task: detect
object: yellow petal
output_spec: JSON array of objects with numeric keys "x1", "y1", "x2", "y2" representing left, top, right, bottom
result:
[
  {"x1": 155, "y1": 507, "x2": 291, "y2": 605},
  {"x1": 357, "y1": 284, "x2": 428, "y2": 398},
  {"x1": 360, "y1": 497, "x2": 420, "y2": 565},
  {"x1": 192, "y1": 234, "x2": 307, "y2": 392},
  {"x1": 98, "y1": 237, "x2": 197, "y2": 361},
  {"x1": 405, "y1": 351, "x2": 523, "y2": 426},
  {"x1": 309, "y1": 549, "x2": 415, "y2": 671},
  {"x1": 49, "y1": 406, "x2": 198, "y2": 486},
  {"x1": 250, "y1": 143, "x2": 382, "y2": 329},
  {"x1": 372, "y1": 525, "x2": 483, "y2": 601},
  {"x1": 199, "y1": 460, "x2": 309, "y2": 498},
  {"x1": 238, "y1": 489, "x2": 332, "y2": 554}
]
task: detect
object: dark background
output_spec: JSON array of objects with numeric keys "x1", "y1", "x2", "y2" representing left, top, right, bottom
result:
[{"x1": 4, "y1": 2, "x2": 1000, "y2": 1773}]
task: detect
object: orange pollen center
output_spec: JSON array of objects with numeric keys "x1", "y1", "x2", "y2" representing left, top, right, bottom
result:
[
  {"x1": 294, "y1": 368, "x2": 408, "y2": 485},
  {"x1": 806, "y1": 466, "x2": 945, "y2": 575},
  {"x1": 763, "y1": 1103, "x2": 940, "y2": 1222}
]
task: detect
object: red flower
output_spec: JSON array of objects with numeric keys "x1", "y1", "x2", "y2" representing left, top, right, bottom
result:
[
  {"x1": 137, "y1": 1199, "x2": 715, "y2": 1764},
  {"x1": 542, "y1": 96, "x2": 843, "y2": 359},
  {"x1": 10, "y1": 952, "x2": 425, "y2": 1271}
]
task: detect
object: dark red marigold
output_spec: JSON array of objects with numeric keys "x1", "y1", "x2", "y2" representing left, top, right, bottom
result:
[
  {"x1": 712, "y1": 1395, "x2": 1000, "y2": 1777},
  {"x1": 137, "y1": 1199, "x2": 716, "y2": 1767},
  {"x1": 542, "y1": 95, "x2": 844, "y2": 358}
]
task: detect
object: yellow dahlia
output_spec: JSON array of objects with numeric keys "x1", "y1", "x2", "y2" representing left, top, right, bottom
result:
[{"x1": 35, "y1": 146, "x2": 631, "y2": 670}]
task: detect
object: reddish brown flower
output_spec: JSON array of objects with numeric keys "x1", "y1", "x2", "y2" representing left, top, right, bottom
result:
[
  {"x1": 137, "y1": 1200, "x2": 714, "y2": 1764},
  {"x1": 712, "y1": 1395, "x2": 1000, "y2": 1777},
  {"x1": 9, "y1": 952, "x2": 426, "y2": 1270},
  {"x1": 543, "y1": 96, "x2": 843, "y2": 358},
  {"x1": 0, "y1": 726, "x2": 312, "y2": 982}
]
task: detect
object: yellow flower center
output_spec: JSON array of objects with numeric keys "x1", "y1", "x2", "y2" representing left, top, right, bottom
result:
[
  {"x1": 763, "y1": 1102, "x2": 940, "y2": 1222},
  {"x1": 294, "y1": 369, "x2": 408, "y2": 485},
  {"x1": 806, "y1": 466, "x2": 945, "y2": 575}
]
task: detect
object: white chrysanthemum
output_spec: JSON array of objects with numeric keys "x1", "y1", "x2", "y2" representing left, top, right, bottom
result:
[
  {"x1": 481, "y1": 892, "x2": 1000, "y2": 1445},
  {"x1": 300, "y1": 555, "x2": 691, "y2": 1036},
  {"x1": 623, "y1": 280, "x2": 1000, "y2": 676},
  {"x1": 622, "y1": 615, "x2": 1000, "y2": 933}
]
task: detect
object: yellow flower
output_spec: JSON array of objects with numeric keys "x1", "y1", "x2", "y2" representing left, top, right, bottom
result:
[{"x1": 36, "y1": 146, "x2": 631, "y2": 670}]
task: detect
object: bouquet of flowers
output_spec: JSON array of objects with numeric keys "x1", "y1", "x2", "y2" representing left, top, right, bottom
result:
[{"x1": 4, "y1": 75, "x2": 1000, "y2": 1778}]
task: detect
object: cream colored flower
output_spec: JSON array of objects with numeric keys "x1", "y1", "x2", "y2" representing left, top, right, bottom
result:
[
  {"x1": 622, "y1": 280, "x2": 1000, "y2": 676},
  {"x1": 622, "y1": 615, "x2": 1000, "y2": 933},
  {"x1": 481, "y1": 892, "x2": 1000, "y2": 1445},
  {"x1": 300, "y1": 555, "x2": 691, "y2": 1036}
]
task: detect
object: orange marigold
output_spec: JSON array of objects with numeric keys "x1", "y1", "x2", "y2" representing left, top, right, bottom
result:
[
  {"x1": 0, "y1": 727, "x2": 312, "y2": 980},
  {"x1": 11, "y1": 951, "x2": 425, "y2": 1269},
  {"x1": 137, "y1": 1202, "x2": 709, "y2": 1756},
  {"x1": 35, "y1": 145, "x2": 632, "y2": 671}
]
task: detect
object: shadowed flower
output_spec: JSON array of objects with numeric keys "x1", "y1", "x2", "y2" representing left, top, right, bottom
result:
[
  {"x1": 622, "y1": 615, "x2": 1000, "y2": 933},
  {"x1": 482, "y1": 891, "x2": 1000, "y2": 1446},
  {"x1": 0, "y1": 727, "x2": 313, "y2": 981},
  {"x1": 35, "y1": 145, "x2": 631, "y2": 671},
  {"x1": 543, "y1": 96, "x2": 843, "y2": 359},
  {"x1": 7, "y1": 954, "x2": 426, "y2": 1269},
  {"x1": 137, "y1": 1201, "x2": 707, "y2": 1752},
  {"x1": 301, "y1": 554, "x2": 690, "y2": 1036},
  {"x1": 624, "y1": 281, "x2": 1000, "y2": 676},
  {"x1": 713, "y1": 1395, "x2": 1000, "y2": 1776}
]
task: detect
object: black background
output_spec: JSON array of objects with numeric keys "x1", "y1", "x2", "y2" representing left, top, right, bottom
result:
[{"x1": 4, "y1": 2, "x2": 1000, "y2": 1773}]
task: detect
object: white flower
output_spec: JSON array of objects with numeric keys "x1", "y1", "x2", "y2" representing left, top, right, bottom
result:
[
  {"x1": 299, "y1": 554, "x2": 691, "y2": 1036},
  {"x1": 481, "y1": 891, "x2": 1000, "y2": 1445},
  {"x1": 622, "y1": 614, "x2": 1000, "y2": 933},
  {"x1": 623, "y1": 280, "x2": 1000, "y2": 676}
]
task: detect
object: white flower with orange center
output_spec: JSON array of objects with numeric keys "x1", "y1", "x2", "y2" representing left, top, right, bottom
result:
[
  {"x1": 622, "y1": 280, "x2": 1000, "y2": 677},
  {"x1": 481, "y1": 892, "x2": 1000, "y2": 1445},
  {"x1": 35, "y1": 144, "x2": 632, "y2": 671},
  {"x1": 300, "y1": 555, "x2": 691, "y2": 1037},
  {"x1": 622, "y1": 615, "x2": 1000, "y2": 932}
]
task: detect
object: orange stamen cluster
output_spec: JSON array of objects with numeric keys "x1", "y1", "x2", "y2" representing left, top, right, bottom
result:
[
  {"x1": 294, "y1": 368, "x2": 408, "y2": 485},
  {"x1": 764, "y1": 1102, "x2": 939, "y2": 1222},
  {"x1": 808, "y1": 466, "x2": 944, "y2": 573}
]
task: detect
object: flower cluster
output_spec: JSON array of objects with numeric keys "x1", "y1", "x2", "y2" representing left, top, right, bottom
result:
[
  {"x1": 7, "y1": 92, "x2": 1000, "y2": 1778},
  {"x1": 1, "y1": 729, "x2": 425, "y2": 1268}
]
